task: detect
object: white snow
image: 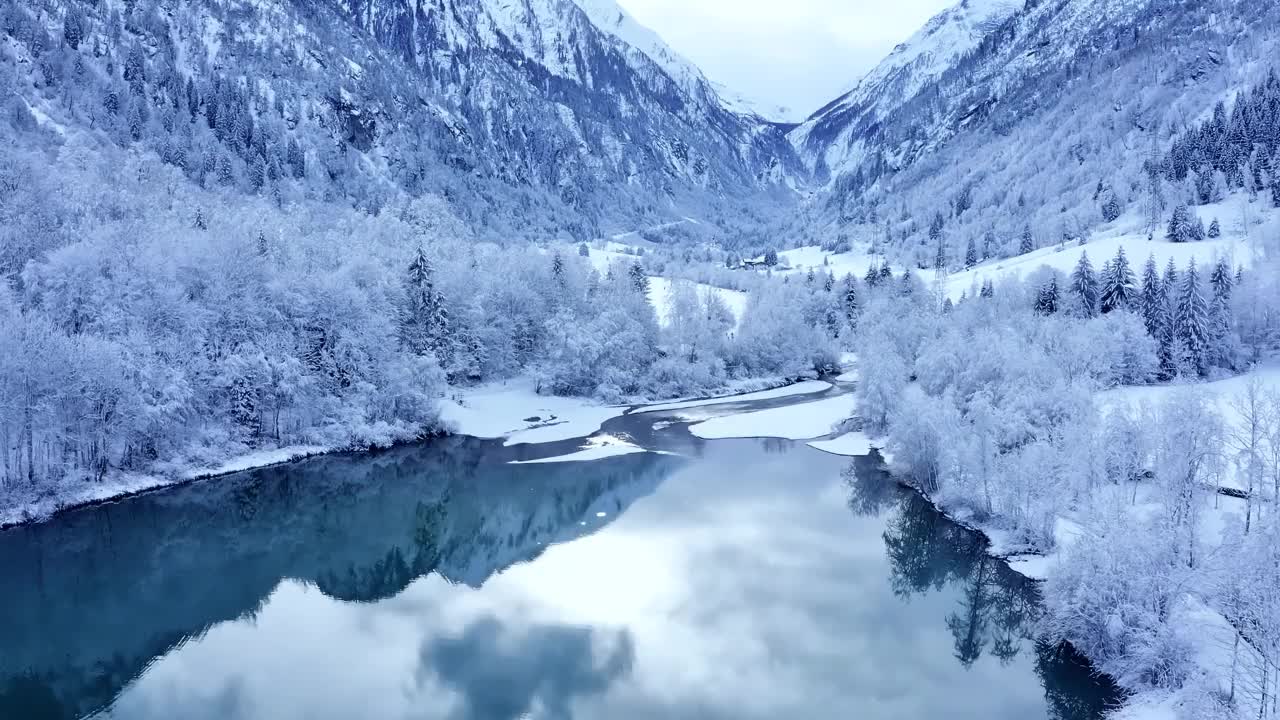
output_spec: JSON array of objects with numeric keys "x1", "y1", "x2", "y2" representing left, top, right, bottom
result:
[
  {"x1": 439, "y1": 378, "x2": 627, "y2": 447},
  {"x1": 0, "y1": 445, "x2": 330, "y2": 529},
  {"x1": 509, "y1": 435, "x2": 647, "y2": 464},
  {"x1": 647, "y1": 276, "x2": 749, "y2": 330},
  {"x1": 936, "y1": 200, "x2": 1259, "y2": 301},
  {"x1": 807, "y1": 432, "x2": 874, "y2": 457},
  {"x1": 688, "y1": 394, "x2": 858, "y2": 441},
  {"x1": 635, "y1": 380, "x2": 832, "y2": 414}
]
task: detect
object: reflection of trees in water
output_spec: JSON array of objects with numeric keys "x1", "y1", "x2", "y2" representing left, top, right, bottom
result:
[
  {"x1": 0, "y1": 439, "x2": 678, "y2": 720},
  {"x1": 844, "y1": 459, "x2": 1120, "y2": 720}
]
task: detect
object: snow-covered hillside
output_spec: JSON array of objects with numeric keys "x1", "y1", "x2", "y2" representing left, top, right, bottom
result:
[{"x1": 790, "y1": 0, "x2": 1021, "y2": 176}]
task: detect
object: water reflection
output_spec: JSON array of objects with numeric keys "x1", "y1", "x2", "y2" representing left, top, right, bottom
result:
[
  {"x1": 845, "y1": 455, "x2": 1120, "y2": 720},
  {"x1": 0, "y1": 436, "x2": 1118, "y2": 720},
  {"x1": 421, "y1": 616, "x2": 635, "y2": 720}
]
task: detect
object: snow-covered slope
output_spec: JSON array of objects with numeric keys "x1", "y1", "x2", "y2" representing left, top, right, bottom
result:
[
  {"x1": 790, "y1": 0, "x2": 1021, "y2": 177},
  {"x1": 5, "y1": 0, "x2": 805, "y2": 242},
  {"x1": 786, "y1": 0, "x2": 1280, "y2": 268}
]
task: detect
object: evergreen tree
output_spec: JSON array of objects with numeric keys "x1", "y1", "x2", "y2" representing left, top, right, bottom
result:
[
  {"x1": 982, "y1": 231, "x2": 996, "y2": 260},
  {"x1": 1209, "y1": 258, "x2": 1236, "y2": 371},
  {"x1": 401, "y1": 248, "x2": 451, "y2": 363},
  {"x1": 1174, "y1": 260, "x2": 1210, "y2": 376},
  {"x1": 1035, "y1": 278, "x2": 1060, "y2": 316},
  {"x1": 934, "y1": 240, "x2": 948, "y2": 271},
  {"x1": 1019, "y1": 225, "x2": 1035, "y2": 255},
  {"x1": 864, "y1": 263, "x2": 880, "y2": 288},
  {"x1": 1207, "y1": 218, "x2": 1221, "y2": 239},
  {"x1": 1101, "y1": 193, "x2": 1122, "y2": 222},
  {"x1": 193, "y1": 207, "x2": 207, "y2": 230},
  {"x1": 1140, "y1": 255, "x2": 1163, "y2": 337},
  {"x1": 1155, "y1": 259, "x2": 1178, "y2": 380},
  {"x1": 62, "y1": 8, "x2": 84, "y2": 50},
  {"x1": 764, "y1": 249, "x2": 779, "y2": 267},
  {"x1": 929, "y1": 212, "x2": 945, "y2": 244},
  {"x1": 1190, "y1": 217, "x2": 1206, "y2": 242},
  {"x1": 1070, "y1": 252, "x2": 1100, "y2": 317},
  {"x1": 980, "y1": 280, "x2": 995, "y2": 299},
  {"x1": 879, "y1": 265, "x2": 893, "y2": 283},
  {"x1": 965, "y1": 237, "x2": 978, "y2": 269},
  {"x1": 806, "y1": 268, "x2": 816, "y2": 285},
  {"x1": 1166, "y1": 205, "x2": 1193, "y2": 243},
  {"x1": 823, "y1": 272, "x2": 835, "y2": 293},
  {"x1": 629, "y1": 262, "x2": 649, "y2": 294},
  {"x1": 1100, "y1": 247, "x2": 1136, "y2": 314},
  {"x1": 578, "y1": 243, "x2": 590, "y2": 258},
  {"x1": 842, "y1": 274, "x2": 861, "y2": 325}
]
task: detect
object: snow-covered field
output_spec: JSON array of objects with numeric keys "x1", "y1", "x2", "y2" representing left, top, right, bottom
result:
[
  {"x1": 807, "y1": 432, "x2": 874, "y2": 457},
  {"x1": 509, "y1": 435, "x2": 648, "y2": 464},
  {"x1": 439, "y1": 378, "x2": 629, "y2": 447},
  {"x1": 774, "y1": 195, "x2": 1271, "y2": 303},
  {"x1": 646, "y1": 276, "x2": 748, "y2": 329},
  {"x1": 688, "y1": 394, "x2": 858, "y2": 440}
]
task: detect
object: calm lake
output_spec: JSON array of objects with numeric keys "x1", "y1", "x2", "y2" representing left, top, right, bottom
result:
[{"x1": 0, "y1": 401, "x2": 1120, "y2": 719}]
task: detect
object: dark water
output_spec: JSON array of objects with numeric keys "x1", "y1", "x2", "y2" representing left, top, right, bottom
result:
[{"x1": 0, "y1": 413, "x2": 1119, "y2": 720}]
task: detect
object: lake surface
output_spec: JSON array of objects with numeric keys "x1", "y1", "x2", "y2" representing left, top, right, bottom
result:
[{"x1": 0, "y1": 403, "x2": 1119, "y2": 720}]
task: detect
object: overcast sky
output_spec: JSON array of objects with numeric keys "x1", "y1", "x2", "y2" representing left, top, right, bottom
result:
[{"x1": 616, "y1": 0, "x2": 954, "y2": 119}]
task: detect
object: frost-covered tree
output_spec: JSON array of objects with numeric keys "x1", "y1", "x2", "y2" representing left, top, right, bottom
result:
[
  {"x1": 1019, "y1": 226, "x2": 1035, "y2": 255},
  {"x1": 1035, "y1": 277, "x2": 1060, "y2": 316},
  {"x1": 1166, "y1": 204, "x2": 1193, "y2": 243},
  {"x1": 401, "y1": 247, "x2": 452, "y2": 363},
  {"x1": 965, "y1": 236, "x2": 978, "y2": 269},
  {"x1": 1174, "y1": 260, "x2": 1211, "y2": 377},
  {"x1": 1070, "y1": 252, "x2": 1100, "y2": 318},
  {"x1": 1100, "y1": 247, "x2": 1136, "y2": 314}
]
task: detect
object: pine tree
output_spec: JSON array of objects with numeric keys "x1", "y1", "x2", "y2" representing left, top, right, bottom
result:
[
  {"x1": 1207, "y1": 218, "x2": 1221, "y2": 239},
  {"x1": 980, "y1": 280, "x2": 995, "y2": 299},
  {"x1": 230, "y1": 377, "x2": 261, "y2": 440},
  {"x1": 1175, "y1": 260, "x2": 1211, "y2": 376},
  {"x1": 965, "y1": 237, "x2": 978, "y2": 269},
  {"x1": 842, "y1": 274, "x2": 861, "y2": 325},
  {"x1": 929, "y1": 212, "x2": 945, "y2": 244},
  {"x1": 1190, "y1": 217, "x2": 1206, "y2": 242},
  {"x1": 63, "y1": 8, "x2": 84, "y2": 50},
  {"x1": 982, "y1": 231, "x2": 996, "y2": 260},
  {"x1": 864, "y1": 263, "x2": 880, "y2": 288},
  {"x1": 1209, "y1": 258, "x2": 1236, "y2": 371},
  {"x1": 1102, "y1": 193, "x2": 1122, "y2": 222},
  {"x1": 1156, "y1": 259, "x2": 1178, "y2": 380},
  {"x1": 193, "y1": 207, "x2": 207, "y2": 230},
  {"x1": 402, "y1": 248, "x2": 451, "y2": 363},
  {"x1": 934, "y1": 241, "x2": 948, "y2": 272},
  {"x1": 1035, "y1": 278, "x2": 1059, "y2": 315},
  {"x1": 1167, "y1": 205, "x2": 1193, "y2": 243},
  {"x1": 1019, "y1": 226, "x2": 1035, "y2": 255},
  {"x1": 879, "y1": 265, "x2": 893, "y2": 283},
  {"x1": 1140, "y1": 255, "x2": 1163, "y2": 336},
  {"x1": 1100, "y1": 247, "x2": 1136, "y2": 314},
  {"x1": 578, "y1": 243, "x2": 590, "y2": 257},
  {"x1": 806, "y1": 268, "x2": 816, "y2": 285},
  {"x1": 1070, "y1": 252, "x2": 1100, "y2": 317},
  {"x1": 629, "y1": 262, "x2": 649, "y2": 294},
  {"x1": 823, "y1": 272, "x2": 835, "y2": 293}
]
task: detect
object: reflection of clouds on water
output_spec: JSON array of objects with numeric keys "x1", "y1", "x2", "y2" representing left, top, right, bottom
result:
[{"x1": 418, "y1": 616, "x2": 634, "y2": 720}]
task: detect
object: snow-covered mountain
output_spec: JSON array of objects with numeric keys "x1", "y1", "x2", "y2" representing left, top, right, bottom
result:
[
  {"x1": 786, "y1": 0, "x2": 1280, "y2": 266},
  {"x1": 2, "y1": 0, "x2": 803, "y2": 242},
  {"x1": 789, "y1": 0, "x2": 1022, "y2": 178}
]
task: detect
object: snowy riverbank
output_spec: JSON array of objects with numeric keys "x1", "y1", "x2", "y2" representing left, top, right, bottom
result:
[{"x1": 0, "y1": 374, "x2": 831, "y2": 530}]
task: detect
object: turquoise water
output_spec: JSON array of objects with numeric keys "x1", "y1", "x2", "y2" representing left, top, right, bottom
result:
[{"x1": 0, "y1": 426, "x2": 1118, "y2": 720}]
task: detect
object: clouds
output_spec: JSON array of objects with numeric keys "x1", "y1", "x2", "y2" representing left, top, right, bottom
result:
[{"x1": 617, "y1": 0, "x2": 954, "y2": 119}]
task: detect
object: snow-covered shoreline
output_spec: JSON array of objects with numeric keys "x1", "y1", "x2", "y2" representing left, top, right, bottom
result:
[{"x1": 0, "y1": 375, "x2": 827, "y2": 531}]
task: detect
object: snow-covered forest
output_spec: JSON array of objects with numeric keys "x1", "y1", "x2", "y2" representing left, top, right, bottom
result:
[
  {"x1": 853, "y1": 197, "x2": 1280, "y2": 717},
  {"x1": 0, "y1": 136, "x2": 860, "y2": 521}
]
